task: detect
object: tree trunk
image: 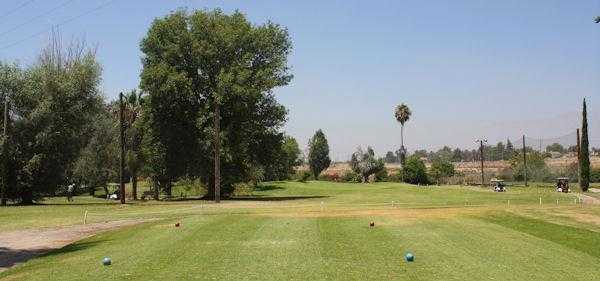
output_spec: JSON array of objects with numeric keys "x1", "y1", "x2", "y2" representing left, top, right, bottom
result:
[
  {"x1": 203, "y1": 176, "x2": 215, "y2": 200},
  {"x1": 401, "y1": 124, "x2": 404, "y2": 148},
  {"x1": 20, "y1": 188, "x2": 34, "y2": 205},
  {"x1": 119, "y1": 92, "x2": 125, "y2": 204},
  {"x1": 214, "y1": 98, "x2": 221, "y2": 203},
  {"x1": 131, "y1": 174, "x2": 137, "y2": 200},
  {"x1": 165, "y1": 181, "x2": 172, "y2": 198},
  {"x1": 153, "y1": 179, "x2": 159, "y2": 200}
]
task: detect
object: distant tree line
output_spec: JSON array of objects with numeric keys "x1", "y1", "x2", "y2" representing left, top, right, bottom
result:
[{"x1": 384, "y1": 140, "x2": 592, "y2": 164}]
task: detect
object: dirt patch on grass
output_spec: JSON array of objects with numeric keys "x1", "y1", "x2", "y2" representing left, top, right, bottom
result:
[
  {"x1": 252, "y1": 206, "x2": 492, "y2": 219},
  {"x1": 580, "y1": 194, "x2": 600, "y2": 205},
  {"x1": 552, "y1": 210, "x2": 600, "y2": 228},
  {"x1": 0, "y1": 219, "x2": 150, "y2": 272}
]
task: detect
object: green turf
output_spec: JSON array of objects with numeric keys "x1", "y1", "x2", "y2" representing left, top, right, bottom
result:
[{"x1": 1, "y1": 181, "x2": 599, "y2": 280}]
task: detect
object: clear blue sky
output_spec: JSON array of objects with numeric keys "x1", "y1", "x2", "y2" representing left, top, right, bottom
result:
[{"x1": 0, "y1": 0, "x2": 598, "y2": 160}]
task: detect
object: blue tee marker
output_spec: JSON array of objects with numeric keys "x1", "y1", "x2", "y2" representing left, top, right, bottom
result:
[{"x1": 405, "y1": 252, "x2": 414, "y2": 262}]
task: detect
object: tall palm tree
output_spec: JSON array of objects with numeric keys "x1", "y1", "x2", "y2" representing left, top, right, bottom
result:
[
  {"x1": 115, "y1": 90, "x2": 144, "y2": 200},
  {"x1": 394, "y1": 103, "x2": 411, "y2": 165}
]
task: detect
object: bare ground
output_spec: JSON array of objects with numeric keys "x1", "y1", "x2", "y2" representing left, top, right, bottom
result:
[{"x1": 0, "y1": 219, "x2": 149, "y2": 272}]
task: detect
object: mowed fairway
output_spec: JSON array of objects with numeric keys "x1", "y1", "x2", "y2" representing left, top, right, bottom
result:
[{"x1": 1, "y1": 181, "x2": 600, "y2": 280}]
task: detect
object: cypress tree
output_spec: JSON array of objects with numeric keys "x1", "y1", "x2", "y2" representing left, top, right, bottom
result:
[
  {"x1": 580, "y1": 98, "x2": 590, "y2": 192},
  {"x1": 308, "y1": 129, "x2": 331, "y2": 179}
]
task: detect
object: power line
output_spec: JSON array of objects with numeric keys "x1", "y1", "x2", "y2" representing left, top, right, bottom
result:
[
  {"x1": 0, "y1": 0, "x2": 115, "y2": 51},
  {"x1": 0, "y1": 0, "x2": 36, "y2": 21},
  {"x1": 0, "y1": 0, "x2": 75, "y2": 38}
]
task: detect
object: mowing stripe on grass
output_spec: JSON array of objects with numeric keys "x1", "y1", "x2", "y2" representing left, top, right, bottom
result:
[
  {"x1": 316, "y1": 217, "x2": 406, "y2": 280},
  {"x1": 481, "y1": 212, "x2": 600, "y2": 259}
]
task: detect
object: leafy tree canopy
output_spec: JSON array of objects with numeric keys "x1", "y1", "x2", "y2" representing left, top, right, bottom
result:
[
  {"x1": 139, "y1": 9, "x2": 293, "y2": 197},
  {"x1": 350, "y1": 146, "x2": 384, "y2": 183}
]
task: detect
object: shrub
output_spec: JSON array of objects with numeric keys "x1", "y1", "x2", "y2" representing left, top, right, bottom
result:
[
  {"x1": 349, "y1": 146, "x2": 385, "y2": 183},
  {"x1": 232, "y1": 182, "x2": 255, "y2": 197},
  {"x1": 429, "y1": 158, "x2": 455, "y2": 184},
  {"x1": 402, "y1": 155, "x2": 429, "y2": 185},
  {"x1": 591, "y1": 169, "x2": 600, "y2": 183},
  {"x1": 510, "y1": 151, "x2": 553, "y2": 182},
  {"x1": 387, "y1": 170, "x2": 404, "y2": 182},
  {"x1": 374, "y1": 168, "x2": 388, "y2": 182},
  {"x1": 297, "y1": 170, "x2": 312, "y2": 182},
  {"x1": 318, "y1": 173, "x2": 340, "y2": 182},
  {"x1": 341, "y1": 171, "x2": 360, "y2": 182},
  {"x1": 497, "y1": 168, "x2": 514, "y2": 182}
]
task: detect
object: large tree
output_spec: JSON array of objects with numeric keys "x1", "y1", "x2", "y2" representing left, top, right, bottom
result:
[
  {"x1": 140, "y1": 9, "x2": 292, "y2": 200},
  {"x1": 402, "y1": 155, "x2": 428, "y2": 185},
  {"x1": 394, "y1": 103, "x2": 411, "y2": 165},
  {"x1": 0, "y1": 39, "x2": 103, "y2": 204},
  {"x1": 580, "y1": 98, "x2": 590, "y2": 192},
  {"x1": 73, "y1": 107, "x2": 119, "y2": 197},
  {"x1": 308, "y1": 129, "x2": 331, "y2": 179},
  {"x1": 350, "y1": 146, "x2": 384, "y2": 183}
]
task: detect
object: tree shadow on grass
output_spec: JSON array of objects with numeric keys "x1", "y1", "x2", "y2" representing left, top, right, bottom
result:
[
  {"x1": 254, "y1": 185, "x2": 284, "y2": 192},
  {"x1": 33, "y1": 202, "x2": 119, "y2": 206},
  {"x1": 0, "y1": 240, "x2": 106, "y2": 271},
  {"x1": 230, "y1": 195, "x2": 329, "y2": 201}
]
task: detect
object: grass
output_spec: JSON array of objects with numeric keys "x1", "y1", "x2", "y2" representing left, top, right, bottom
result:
[{"x1": 1, "y1": 181, "x2": 599, "y2": 280}]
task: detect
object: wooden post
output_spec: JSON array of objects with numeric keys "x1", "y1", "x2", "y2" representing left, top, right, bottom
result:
[
  {"x1": 214, "y1": 96, "x2": 220, "y2": 203},
  {"x1": 119, "y1": 92, "x2": 125, "y2": 204},
  {"x1": 522, "y1": 135, "x2": 528, "y2": 187}
]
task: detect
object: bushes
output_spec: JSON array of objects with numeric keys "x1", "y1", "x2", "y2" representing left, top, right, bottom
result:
[
  {"x1": 318, "y1": 173, "x2": 340, "y2": 182},
  {"x1": 387, "y1": 170, "x2": 404, "y2": 183},
  {"x1": 297, "y1": 170, "x2": 312, "y2": 182},
  {"x1": 402, "y1": 155, "x2": 429, "y2": 185},
  {"x1": 591, "y1": 169, "x2": 600, "y2": 183},
  {"x1": 510, "y1": 151, "x2": 553, "y2": 182},
  {"x1": 342, "y1": 171, "x2": 360, "y2": 182},
  {"x1": 429, "y1": 158, "x2": 454, "y2": 184}
]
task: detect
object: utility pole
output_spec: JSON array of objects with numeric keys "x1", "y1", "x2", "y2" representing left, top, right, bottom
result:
[
  {"x1": 476, "y1": 139, "x2": 487, "y2": 186},
  {"x1": 119, "y1": 92, "x2": 125, "y2": 204},
  {"x1": 522, "y1": 135, "x2": 528, "y2": 187},
  {"x1": 1, "y1": 99, "x2": 8, "y2": 206}
]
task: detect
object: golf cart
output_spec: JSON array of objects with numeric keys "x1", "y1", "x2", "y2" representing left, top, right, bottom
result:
[
  {"x1": 555, "y1": 177, "x2": 569, "y2": 193},
  {"x1": 491, "y1": 179, "x2": 506, "y2": 192}
]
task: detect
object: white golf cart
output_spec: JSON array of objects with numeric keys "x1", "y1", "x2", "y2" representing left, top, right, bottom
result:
[
  {"x1": 491, "y1": 179, "x2": 506, "y2": 192},
  {"x1": 555, "y1": 177, "x2": 570, "y2": 193}
]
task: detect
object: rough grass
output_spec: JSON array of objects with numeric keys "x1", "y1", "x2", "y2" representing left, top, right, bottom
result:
[{"x1": 1, "y1": 181, "x2": 599, "y2": 280}]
